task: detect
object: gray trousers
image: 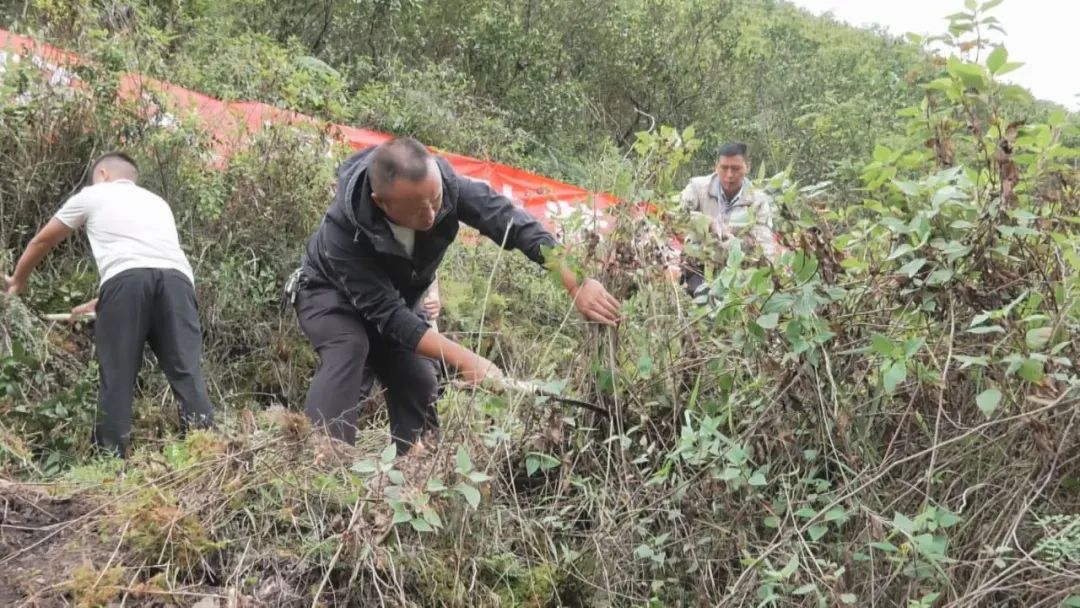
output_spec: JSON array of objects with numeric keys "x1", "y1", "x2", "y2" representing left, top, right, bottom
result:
[
  {"x1": 94, "y1": 268, "x2": 215, "y2": 456},
  {"x1": 294, "y1": 281, "x2": 440, "y2": 455}
]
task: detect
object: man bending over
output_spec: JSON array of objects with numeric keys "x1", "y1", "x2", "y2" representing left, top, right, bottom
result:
[
  {"x1": 5, "y1": 152, "x2": 215, "y2": 457},
  {"x1": 292, "y1": 137, "x2": 620, "y2": 454}
]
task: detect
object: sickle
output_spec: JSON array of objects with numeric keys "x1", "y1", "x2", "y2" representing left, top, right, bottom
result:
[{"x1": 453, "y1": 377, "x2": 609, "y2": 418}]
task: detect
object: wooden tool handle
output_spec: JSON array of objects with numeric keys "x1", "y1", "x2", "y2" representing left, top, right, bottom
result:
[{"x1": 42, "y1": 312, "x2": 96, "y2": 322}]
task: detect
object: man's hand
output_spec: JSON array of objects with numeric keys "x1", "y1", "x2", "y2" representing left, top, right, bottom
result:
[
  {"x1": 7, "y1": 219, "x2": 74, "y2": 297},
  {"x1": 422, "y1": 291, "x2": 441, "y2": 320},
  {"x1": 70, "y1": 298, "x2": 98, "y2": 320},
  {"x1": 458, "y1": 354, "x2": 505, "y2": 390},
  {"x1": 573, "y1": 278, "x2": 621, "y2": 326},
  {"x1": 4, "y1": 274, "x2": 26, "y2": 296}
]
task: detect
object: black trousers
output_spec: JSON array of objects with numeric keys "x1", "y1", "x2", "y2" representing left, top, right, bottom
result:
[
  {"x1": 294, "y1": 281, "x2": 440, "y2": 454},
  {"x1": 94, "y1": 268, "x2": 215, "y2": 456}
]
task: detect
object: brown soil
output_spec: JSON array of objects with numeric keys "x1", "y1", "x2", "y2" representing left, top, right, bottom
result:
[{"x1": 0, "y1": 478, "x2": 111, "y2": 607}]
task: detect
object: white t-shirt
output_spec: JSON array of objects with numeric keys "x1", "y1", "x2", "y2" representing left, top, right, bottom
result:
[
  {"x1": 54, "y1": 180, "x2": 194, "y2": 286},
  {"x1": 387, "y1": 221, "x2": 416, "y2": 257}
]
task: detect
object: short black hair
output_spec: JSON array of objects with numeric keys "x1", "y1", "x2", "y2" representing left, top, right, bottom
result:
[
  {"x1": 368, "y1": 137, "x2": 434, "y2": 193},
  {"x1": 716, "y1": 142, "x2": 749, "y2": 161},
  {"x1": 90, "y1": 151, "x2": 139, "y2": 181}
]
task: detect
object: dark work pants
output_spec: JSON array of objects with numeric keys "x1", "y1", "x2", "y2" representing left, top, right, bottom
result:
[
  {"x1": 94, "y1": 268, "x2": 215, "y2": 457},
  {"x1": 294, "y1": 282, "x2": 439, "y2": 455}
]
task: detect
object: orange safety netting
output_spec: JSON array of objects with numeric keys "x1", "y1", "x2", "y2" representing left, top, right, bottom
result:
[{"x1": 0, "y1": 29, "x2": 618, "y2": 229}]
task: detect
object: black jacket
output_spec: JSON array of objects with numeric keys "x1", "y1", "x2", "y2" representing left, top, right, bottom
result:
[{"x1": 301, "y1": 147, "x2": 558, "y2": 350}]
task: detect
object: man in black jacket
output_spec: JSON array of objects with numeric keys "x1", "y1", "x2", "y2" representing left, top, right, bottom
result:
[{"x1": 292, "y1": 137, "x2": 620, "y2": 454}]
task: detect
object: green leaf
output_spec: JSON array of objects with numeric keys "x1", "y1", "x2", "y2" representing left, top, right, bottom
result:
[
  {"x1": 871, "y1": 334, "x2": 896, "y2": 357},
  {"x1": 410, "y1": 517, "x2": 434, "y2": 533},
  {"x1": 919, "y1": 592, "x2": 943, "y2": 605},
  {"x1": 923, "y1": 77, "x2": 956, "y2": 92},
  {"x1": 392, "y1": 507, "x2": 412, "y2": 525},
  {"x1": 793, "y1": 251, "x2": 819, "y2": 283},
  {"x1": 986, "y1": 46, "x2": 1007, "y2": 74},
  {"x1": 808, "y1": 525, "x2": 829, "y2": 541},
  {"x1": 948, "y1": 58, "x2": 988, "y2": 90},
  {"x1": 351, "y1": 460, "x2": 377, "y2": 475},
  {"x1": 422, "y1": 507, "x2": 443, "y2": 529},
  {"x1": 387, "y1": 470, "x2": 406, "y2": 486},
  {"x1": 794, "y1": 507, "x2": 817, "y2": 519},
  {"x1": 903, "y1": 338, "x2": 926, "y2": 358},
  {"x1": 824, "y1": 508, "x2": 848, "y2": 523},
  {"x1": 455, "y1": 482, "x2": 481, "y2": 509},
  {"x1": 897, "y1": 258, "x2": 927, "y2": 277},
  {"x1": 793, "y1": 583, "x2": 818, "y2": 596},
  {"x1": 870, "y1": 541, "x2": 898, "y2": 553},
  {"x1": 887, "y1": 243, "x2": 916, "y2": 261},
  {"x1": 381, "y1": 443, "x2": 397, "y2": 463},
  {"x1": 466, "y1": 470, "x2": 491, "y2": 483},
  {"x1": 726, "y1": 445, "x2": 749, "y2": 466},
  {"x1": 915, "y1": 533, "x2": 948, "y2": 559},
  {"x1": 762, "y1": 294, "x2": 794, "y2": 315},
  {"x1": 976, "y1": 388, "x2": 1002, "y2": 418},
  {"x1": 981, "y1": 0, "x2": 1005, "y2": 11},
  {"x1": 756, "y1": 313, "x2": 779, "y2": 329},
  {"x1": 748, "y1": 471, "x2": 767, "y2": 487},
  {"x1": 780, "y1": 554, "x2": 799, "y2": 579},
  {"x1": 937, "y1": 510, "x2": 961, "y2": 528},
  {"x1": 1026, "y1": 327, "x2": 1052, "y2": 350},
  {"x1": 967, "y1": 325, "x2": 1005, "y2": 335},
  {"x1": 893, "y1": 512, "x2": 916, "y2": 536},
  {"x1": 883, "y1": 361, "x2": 907, "y2": 394},
  {"x1": 425, "y1": 478, "x2": 448, "y2": 492},
  {"x1": 852, "y1": 551, "x2": 871, "y2": 562},
  {"x1": 637, "y1": 352, "x2": 653, "y2": 377},
  {"x1": 456, "y1": 445, "x2": 473, "y2": 474},
  {"x1": 932, "y1": 239, "x2": 971, "y2": 260},
  {"x1": 763, "y1": 516, "x2": 780, "y2": 529},
  {"x1": 995, "y1": 61, "x2": 1024, "y2": 76},
  {"x1": 1019, "y1": 359, "x2": 1045, "y2": 383},
  {"x1": 1062, "y1": 596, "x2": 1080, "y2": 608},
  {"x1": 526, "y1": 456, "x2": 540, "y2": 476},
  {"x1": 717, "y1": 467, "x2": 741, "y2": 481},
  {"x1": 873, "y1": 144, "x2": 893, "y2": 163},
  {"x1": 926, "y1": 269, "x2": 954, "y2": 286},
  {"x1": 840, "y1": 594, "x2": 857, "y2": 605}
]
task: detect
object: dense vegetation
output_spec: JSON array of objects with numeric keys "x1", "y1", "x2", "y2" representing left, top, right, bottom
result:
[{"x1": 1, "y1": 0, "x2": 1079, "y2": 606}]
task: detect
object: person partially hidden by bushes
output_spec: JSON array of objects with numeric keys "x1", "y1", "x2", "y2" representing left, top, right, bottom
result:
[
  {"x1": 288, "y1": 137, "x2": 621, "y2": 455},
  {"x1": 4, "y1": 152, "x2": 215, "y2": 457},
  {"x1": 668, "y1": 142, "x2": 780, "y2": 294}
]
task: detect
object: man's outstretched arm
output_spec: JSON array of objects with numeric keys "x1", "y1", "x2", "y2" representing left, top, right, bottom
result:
[
  {"x1": 415, "y1": 328, "x2": 502, "y2": 385},
  {"x1": 453, "y1": 173, "x2": 621, "y2": 326},
  {"x1": 5, "y1": 218, "x2": 74, "y2": 294}
]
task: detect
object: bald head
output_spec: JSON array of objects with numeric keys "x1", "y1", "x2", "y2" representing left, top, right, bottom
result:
[
  {"x1": 368, "y1": 137, "x2": 436, "y2": 195},
  {"x1": 368, "y1": 138, "x2": 442, "y2": 231},
  {"x1": 90, "y1": 151, "x2": 139, "y2": 185}
]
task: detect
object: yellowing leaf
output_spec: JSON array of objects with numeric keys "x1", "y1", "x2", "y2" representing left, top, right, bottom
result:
[
  {"x1": 1026, "y1": 327, "x2": 1052, "y2": 350},
  {"x1": 976, "y1": 388, "x2": 1002, "y2": 418}
]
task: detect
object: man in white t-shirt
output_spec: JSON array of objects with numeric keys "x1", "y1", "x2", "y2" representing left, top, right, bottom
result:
[{"x1": 4, "y1": 151, "x2": 215, "y2": 457}]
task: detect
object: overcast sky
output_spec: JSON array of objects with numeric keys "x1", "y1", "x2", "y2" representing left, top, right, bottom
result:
[{"x1": 789, "y1": 0, "x2": 1079, "y2": 110}]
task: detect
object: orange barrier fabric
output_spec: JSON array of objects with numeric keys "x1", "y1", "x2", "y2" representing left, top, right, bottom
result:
[{"x1": 0, "y1": 29, "x2": 617, "y2": 228}]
